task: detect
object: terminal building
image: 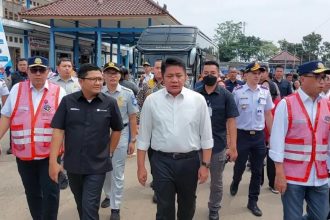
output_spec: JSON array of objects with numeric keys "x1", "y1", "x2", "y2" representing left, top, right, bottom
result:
[{"x1": 1, "y1": 0, "x2": 180, "y2": 69}]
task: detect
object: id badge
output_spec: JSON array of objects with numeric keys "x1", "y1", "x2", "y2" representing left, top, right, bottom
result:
[{"x1": 208, "y1": 106, "x2": 213, "y2": 117}]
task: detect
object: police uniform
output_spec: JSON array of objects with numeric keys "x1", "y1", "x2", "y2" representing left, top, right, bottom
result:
[
  {"x1": 102, "y1": 83, "x2": 139, "y2": 210},
  {"x1": 49, "y1": 75, "x2": 81, "y2": 94},
  {"x1": 230, "y1": 63, "x2": 274, "y2": 216}
]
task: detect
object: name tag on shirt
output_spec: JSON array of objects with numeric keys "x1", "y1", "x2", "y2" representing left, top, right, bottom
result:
[
  {"x1": 96, "y1": 109, "x2": 107, "y2": 112},
  {"x1": 18, "y1": 106, "x2": 29, "y2": 111},
  {"x1": 70, "y1": 108, "x2": 80, "y2": 111}
]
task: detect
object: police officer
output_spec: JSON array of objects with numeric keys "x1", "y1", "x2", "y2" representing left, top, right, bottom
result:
[
  {"x1": 230, "y1": 62, "x2": 274, "y2": 217},
  {"x1": 101, "y1": 62, "x2": 139, "y2": 220}
]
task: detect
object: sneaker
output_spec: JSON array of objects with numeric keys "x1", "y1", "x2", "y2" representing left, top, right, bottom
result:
[
  {"x1": 110, "y1": 209, "x2": 120, "y2": 220},
  {"x1": 269, "y1": 187, "x2": 279, "y2": 194},
  {"x1": 101, "y1": 198, "x2": 110, "y2": 208}
]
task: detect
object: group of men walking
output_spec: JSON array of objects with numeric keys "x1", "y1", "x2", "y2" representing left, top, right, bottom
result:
[{"x1": 0, "y1": 54, "x2": 330, "y2": 220}]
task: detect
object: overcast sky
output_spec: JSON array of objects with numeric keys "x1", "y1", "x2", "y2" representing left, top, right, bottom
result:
[{"x1": 156, "y1": 0, "x2": 330, "y2": 45}]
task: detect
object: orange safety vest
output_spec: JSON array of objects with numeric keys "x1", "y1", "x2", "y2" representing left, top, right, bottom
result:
[
  {"x1": 10, "y1": 81, "x2": 61, "y2": 160},
  {"x1": 283, "y1": 93, "x2": 330, "y2": 182}
]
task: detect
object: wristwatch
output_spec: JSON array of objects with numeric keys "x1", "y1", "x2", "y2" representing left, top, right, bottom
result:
[
  {"x1": 201, "y1": 161, "x2": 211, "y2": 168},
  {"x1": 130, "y1": 137, "x2": 137, "y2": 143}
]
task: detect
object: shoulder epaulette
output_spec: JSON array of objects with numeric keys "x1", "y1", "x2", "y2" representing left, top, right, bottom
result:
[{"x1": 234, "y1": 85, "x2": 243, "y2": 90}]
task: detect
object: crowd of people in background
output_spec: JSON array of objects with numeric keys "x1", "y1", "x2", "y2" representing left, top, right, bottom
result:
[{"x1": 0, "y1": 56, "x2": 330, "y2": 220}]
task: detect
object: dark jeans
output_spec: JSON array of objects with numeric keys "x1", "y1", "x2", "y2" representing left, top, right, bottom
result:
[
  {"x1": 151, "y1": 151, "x2": 200, "y2": 220},
  {"x1": 67, "y1": 172, "x2": 105, "y2": 220},
  {"x1": 16, "y1": 157, "x2": 60, "y2": 220},
  {"x1": 266, "y1": 148, "x2": 276, "y2": 188},
  {"x1": 233, "y1": 130, "x2": 266, "y2": 203},
  {"x1": 282, "y1": 183, "x2": 329, "y2": 220},
  {"x1": 148, "y1": 147, "x2": 155, "y2": 176}
]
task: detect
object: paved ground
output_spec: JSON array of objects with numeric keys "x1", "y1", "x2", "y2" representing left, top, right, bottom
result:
[{"x1": 0, "y1": 132, "x2": 283, "y2": 220}]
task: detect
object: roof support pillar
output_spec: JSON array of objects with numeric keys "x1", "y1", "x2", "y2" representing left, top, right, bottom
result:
[
  {"x1": 23, "y1": 30, "x2": 30, "y2": 58},
  {"x1": 49, "y1": 19, "x2": 56, "y2": 70},
  {"x1": 96, "y1": 19, "x2": 102, "y2": 67},
  {"x1": 117, "y1": 21, "x2": 121, "y2": 65},
  {"x1": 110, "y1": 38, "x2": 113, "y2": 62},
  {"x1": 125, "y1": 49, "x2": 129, "y2": 69},
  {"x1": 26, "y1": 0, "x2": 30, "y2": 9},
  {"x1": 74, "y1": 21, "x2": 80, "y2": 69}
]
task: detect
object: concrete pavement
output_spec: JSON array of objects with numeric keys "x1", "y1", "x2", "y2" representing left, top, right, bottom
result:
[{"x1": 0, "y1": 133, "x2": 283, "y2": 220}]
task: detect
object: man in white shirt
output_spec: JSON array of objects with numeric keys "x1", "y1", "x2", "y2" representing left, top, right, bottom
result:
[
  {"x1": 270, "y1": 61, "x2": 330, "y2": 220},
  {"x1": 137, "y1": 58, "x2": 213, "y2": 220},
  {"x1": 138, "y1": 61, "x2": 154, "y2": 88}
]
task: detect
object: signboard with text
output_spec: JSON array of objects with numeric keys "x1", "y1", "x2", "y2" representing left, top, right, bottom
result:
[{"x1": 0, "y1": 19, "x2": 12, "y2": 68}]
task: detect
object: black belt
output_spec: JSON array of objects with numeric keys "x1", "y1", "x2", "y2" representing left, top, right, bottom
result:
[
  {"x1": 156, "y1": 150, "x2": 198, "y2": 160},
  {"x1": 237, "y1": 129, "x2": 263, "y2": 135},
  {"x1": 123, "y1": 123, "x2": 128, "y2": 127}
]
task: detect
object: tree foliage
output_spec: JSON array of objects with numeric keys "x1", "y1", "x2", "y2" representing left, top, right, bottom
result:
[{"x1": 214, "y1": 20, "x2": 329, "y2": 64}]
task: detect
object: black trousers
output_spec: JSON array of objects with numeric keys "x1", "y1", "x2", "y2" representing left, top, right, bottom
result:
[
  {"x1": 233, "y1": 130, "x2": 266, "y2": 203},
  {"x1": 16, "y1": 157, "x2": 60, "y2": 220},
  {"x1": 266, "y1": 148, "x2": 276, "y2": 188},
  {"x1": 67, "y1": 172, "x2": 105, "y2": 220},
  {"x1": 151, "y1": 151, "x2": 200, "y2": 220}
]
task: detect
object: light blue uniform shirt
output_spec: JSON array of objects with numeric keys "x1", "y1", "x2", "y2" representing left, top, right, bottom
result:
[
  {"x1": 233, "y1": 84, "x2": 274, "y2": 131},
  {"x1": 102, "y1": 84, "x2": 139, "y2": 124}
]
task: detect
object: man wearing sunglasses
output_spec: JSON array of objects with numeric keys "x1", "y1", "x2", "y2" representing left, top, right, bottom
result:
[
  {"x1": 0, "y1": 56, "x2": 66, "y2": 220},
  {"x1": 270, "y1": 61, "x2": 330, "y2": 220}
]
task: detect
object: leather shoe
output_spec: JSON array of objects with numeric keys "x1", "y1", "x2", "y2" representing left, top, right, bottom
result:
[
  {"x1": 110, "y1": 209, "x2": 120, "y2": 220},
  {"x1": 230, "y1": 181, "x2": 238, "y2": 196},
  {"x1": 247, "y1": 202, "x2": 262, "y2": 217},
  {"x1": 101, "y1": 198, "x2": 110, "y2": 208},
  {"x1": 209, "y1": 210, "x2": 219, "y2": 220}
]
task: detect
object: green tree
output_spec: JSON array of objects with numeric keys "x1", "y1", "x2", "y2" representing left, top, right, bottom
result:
[
  {"x1": 236, "y1": 35, "x2": 262, "y2": 62},
  {"x1": 320, "y1": 41, "x2": 330, "y2": 63},
  {"x1": 257, "y1": 41, "x2": 279, "y2": 61},
  {"x1": 214, "y1": 21, "x2": 243, "y2": 62},
  {"x1": 302, "y1": 32, "x2": 322, "y2": 61}
]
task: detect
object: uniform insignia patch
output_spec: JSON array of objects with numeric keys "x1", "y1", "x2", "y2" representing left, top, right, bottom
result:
[{"x1": 131, "y1": 95, "x2": 137, "y2": 106}]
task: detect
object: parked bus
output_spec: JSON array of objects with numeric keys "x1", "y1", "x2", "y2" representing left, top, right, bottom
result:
[{"x1": 132, "y1": 25, "x2": 218, "y2": 88}]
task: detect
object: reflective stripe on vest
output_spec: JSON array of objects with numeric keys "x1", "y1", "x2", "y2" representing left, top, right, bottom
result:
[
  {"x1": 283, "y1": 93, "x2": 330, "y2": 182},
  {"x1": 10, "y1": 81, "x2": 60, "y2": 160}
]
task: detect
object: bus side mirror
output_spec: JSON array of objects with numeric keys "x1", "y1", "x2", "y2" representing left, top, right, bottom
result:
[{"x1": 189, "y1": 48, "x2": 197, "y2": 67}]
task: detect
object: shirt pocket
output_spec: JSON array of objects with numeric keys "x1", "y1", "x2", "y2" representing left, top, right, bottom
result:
[{"x1": 238, "y1": 98, "x2": 250, "y2": 112}]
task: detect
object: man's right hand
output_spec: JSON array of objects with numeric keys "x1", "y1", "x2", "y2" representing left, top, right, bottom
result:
[
  {"x1": 49, "y1": 162, "x2": 62, "y2": 183},
  {"x1": 137, "y1": 166, "x2": 148, "y2": 186},
  {"x1": 275, "y1": 173, "x2": 287, "y2": 195}
]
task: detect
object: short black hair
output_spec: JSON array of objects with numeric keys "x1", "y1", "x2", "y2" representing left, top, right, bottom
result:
[
  {"x1": 275, "y1": 65, "x2": 284, "y2": 70},
  {"x1": 77, "y1": 64, "x2": 101, "y2": 79},
  {"x1": 120, "y1": 67, "x2": 129, "y2": 76},
  {"x1": 18, "y1": 58, "x2": 27, "y2": 63},
  {"x1": 203, "y1": 60, "x2": 219, "y2": 69},
  {"x1": 161, "y1": 58, "x2": 186, "y2": 75},
  {"x1": 57, "y1": 57, "x2": 72, "y2": 66}
]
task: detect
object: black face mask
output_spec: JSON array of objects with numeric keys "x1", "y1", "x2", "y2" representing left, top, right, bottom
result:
[{"x1": 203, "y1": 75, "x2": 218, "y2": 86}]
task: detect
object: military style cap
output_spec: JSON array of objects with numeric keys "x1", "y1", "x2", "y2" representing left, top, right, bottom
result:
[
  {"x1": 142, "y1": 61, "x2": 151, "y2": 66},
  {"x1": 28, "y1": 56, "x2": 48, "y2": 68},
  {"x1": 103, "y1": 62, "x2": 120, "y2": 72},
  {"x1": 244, "y1": 62, "x2": 265, "y2": 73},
  {"x1": 297, "y1": 61, "x2": 330, "y2": 76}
]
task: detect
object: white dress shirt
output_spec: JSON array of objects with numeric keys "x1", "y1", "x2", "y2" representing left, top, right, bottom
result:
[
  {"x1": 137, "y1": 87, "x2": 213, "y2": 153},
  {"x1": 1, "y1": 80, "x2": 66, "y2": 117},
  {"x1": 269, "y1": 88, "x2": 330, "y2": 186}
]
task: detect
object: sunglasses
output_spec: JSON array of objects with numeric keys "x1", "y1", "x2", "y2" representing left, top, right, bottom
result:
[
  {"x1": 304, "y1": 74, "x2": 327, "y2": 82},
  {"x1": 30, "y1": 67, "x2": 47, "y2": 74}
]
